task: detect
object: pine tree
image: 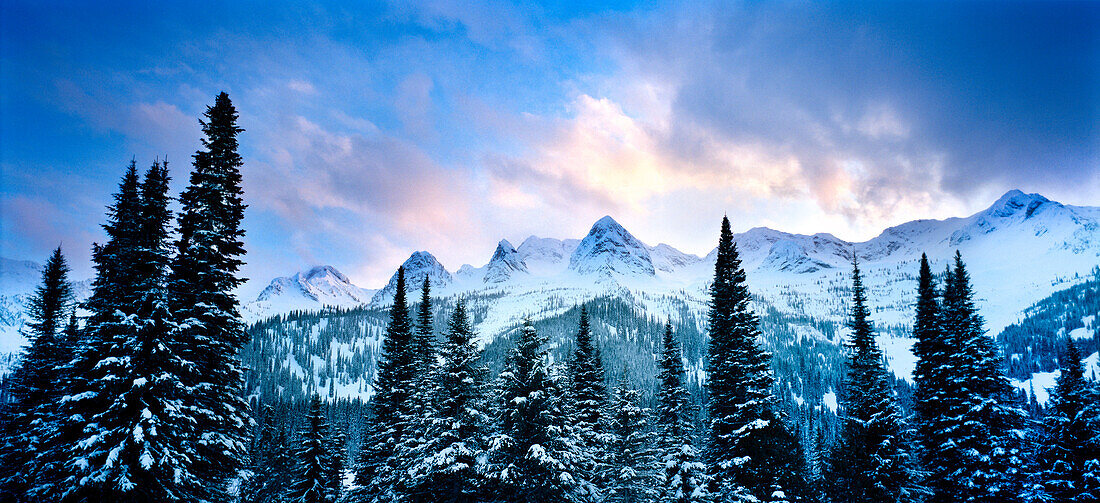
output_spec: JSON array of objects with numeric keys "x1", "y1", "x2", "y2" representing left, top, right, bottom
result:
[
  {"x1": 910, "y1": 252, "x2": 947, "y2": 495},
  {"x1": 654, "y1": 320, "x2": 709, "y2": 503},
  {"x1": 325, "y1": 422, "x2": 348, "y2": 503},
  {"x1": 705, "y1": 215, "x2": 806, "y2": 503},
  {"x1": 353, "y1": 266, "x2": 414, "y2": 502},
  {"x1": 917, "y1": 252, "x2": 1030, "y2": 502},
  {"x1": 399, "y1": 277, "x2": 441, "y2": 501},
  {"x1": 489, "y1": 320, "x2": 591, "y2": 502},
  {"x1": 606, "y1": 374, "x2": 656, "y2": 503},
  {"x1": 824, "y1": 259, "x2": 917, "y2": 503},
  {"x1": 242, "y1": 403, "x2": 294, "y2": 503},
  {"x1": 407, "y1": 300, "x2": 490, "y2": 502},
  {"x1": 291, "y1": 396, "x2": 330, "y2": 503},
  {"x1": 52, "y1": 160, "x2": 199, "y2": 501},
  {"x1": 169, "y1": 92, "x2": 250, "y2": 500},
  {"x1": 1039, "y1": 337, "x2": 1100, "y2": 502},
  {"x1": 0, "y1": 246, "x2": 75, "y2": 500},
  {"x1": 568, "y1": 304, "x2": 609, "y2": 490}
]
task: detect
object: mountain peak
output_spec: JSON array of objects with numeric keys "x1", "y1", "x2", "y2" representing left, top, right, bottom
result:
[
  {"x1": 485, "y1": 239, "x2": 528, "y2": 283},
  {"x1": 371, "y1": 251, "x2": 453, "y2": 304},
  {"x1": 981, "y1": 190, "x2": 1057, "y2": 221},
  {"x1": 569, "y1": 215, "x2": 655, "y2": 277}
]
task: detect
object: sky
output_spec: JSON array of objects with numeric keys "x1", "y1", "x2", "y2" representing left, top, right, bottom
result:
[{"x1": 2, "y1": 0, "x2": 1098, "y2": 295}]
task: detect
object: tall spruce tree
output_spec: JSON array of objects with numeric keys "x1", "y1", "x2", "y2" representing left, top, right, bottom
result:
[
  {"x1": 910, "y1": 252, "x2": 947, "y2": 493},
  {"x1": 55, "y1": 161, "x2": 198, "y2": 501},
  {"x1": 568, "y1": 304, "x2": 609, "y2": 489},
  {"x1": 489, "y1": 320, "x2": 590, "y2": 503},
  {"x1": 353, "y1": 266, "x2": 414, "y2": 502},
  {"x1": 705, "y1": 215, "x2": 806, "y2": 503},
  {"x1": 36, "y1": 162, "x2": 142, "y2": 501},
  {"x1": 606, "y1": 374, "x2": 656, "y2": 503},
  {"x1": 399, "y1": 277, "x2": 441, "y2": 501},
  {"x1": 0, "y1": 246, "x2": 75, "y2": 500},
  {"x1": 407, "y1": 300, "x2": 490, "y2": 502},
  {"x1": 242, "y1": 402, "x2": 294, "y2": 503},
  {"x1": 1039, "y1": 337, "x2": 1100, "y2": 502},
  {"x1": 169, "y1": 92, "x2": 249, "y2": 500},
  {"x1": 325, "y1": 421, "x2": 348, "y2": 503},
  {"x1": 291, "y1": 396, "x2": 330, "y2": 503},
  {"x1": 824, "y1": 259, "x2": 917, "y2": 503},
  {"x1": 917, "y1": 252, "x2": 1030, "y2": 502},
  {"x1": 655, "y1": 320, "x2": 709, "y2": 503}
]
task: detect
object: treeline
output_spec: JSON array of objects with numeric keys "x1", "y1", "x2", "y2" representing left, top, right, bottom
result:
[
  {"x1": 2, "y1": 91, "x2": 1099, "y2": 502},
  {"x1": 0, "y1": 93, "x2": 249, "y2": 502}
]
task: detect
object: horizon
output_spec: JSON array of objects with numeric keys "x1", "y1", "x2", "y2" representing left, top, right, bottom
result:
[{"x1": 2, "y1": 1, "x2": 1098, "y2": 290}]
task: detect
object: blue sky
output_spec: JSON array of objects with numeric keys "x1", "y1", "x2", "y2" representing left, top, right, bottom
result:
[{"x1": 2, "y1": 0, "x2": 1097, "y2": 293}]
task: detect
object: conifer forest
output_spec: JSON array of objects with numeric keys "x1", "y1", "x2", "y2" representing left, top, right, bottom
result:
[
  {"x1": 3, "y1": 3, "x2": 1100, "y2": 503},
  {"x1": 1, "y1": 92, "x2": 1098, "y2": 502}
]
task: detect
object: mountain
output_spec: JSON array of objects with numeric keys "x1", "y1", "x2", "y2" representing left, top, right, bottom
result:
[
  {"x1": 238, "y1": 190, "x2": 1100, "y2": 407},
  {"x1": 370, "y1": 251, "x2": 454, "y2": 305},
  {"x1": 568, "y1": 216, "x2": 656, "y2": 278},
  {"x1": 243, "y1": 265, "x2": 375, "y2": 320},
  {"x1": 483, "y1": 239, "x2": 529, "y2": 283}
]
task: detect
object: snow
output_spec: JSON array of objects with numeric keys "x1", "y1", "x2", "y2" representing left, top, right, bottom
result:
[{"x1": 821, "y1": 390, "x2": 838, "y2": 412}]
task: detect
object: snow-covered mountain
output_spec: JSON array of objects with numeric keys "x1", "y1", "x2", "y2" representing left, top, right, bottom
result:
[
  {"x1": 238, "y1": 189, "x2": 1100, "y2": 405},
  {"x1": 370, "y1": 251, "x2": 454, "y2": 305},
  {"x1": 246, "y1": 190, "x2": 1100, "y2": 337},
  {"x1": 568, "y1": 216, "x2": 656, "y2": 279},
  {"x1": 243, "y1": 265, "x2": 376, "y2": 321}
]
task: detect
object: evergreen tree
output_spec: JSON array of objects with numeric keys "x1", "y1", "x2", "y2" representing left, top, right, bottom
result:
[
  {"x1": 489, "y1": 320, "x2": 590, "y2": 502},
  {"x1": 606, "y1": 374, "x2": 656, "y2": 503},
  {"x1": 291, "y1": 396, "x2": 330, "y2": 503},
  {"x1": 654, "y1": 320, "x2": 709, "y2": 503},
  {"x1": 241, "y1": 403, "x2": 294, "y2": 503},
  {"x1": 399, "y1": 277, "x2": 441, "y2": 501},
  {"x1": 705, "y1": 215, "x2": 806, "y2": 503},
  {"x1": 917, "y1": 252, "x2": 1030, "y2": 502},
  {"x1": 910, "y1": 252, "x2": 947, "y2": 494},
  {"x1": 1039, "y1": 337, "x2": 1100, "y2": 502},
  {"x1": 568, "y1": 304, "x2": 609, "y2": 489},
  {"x1": 0, "y1": 246, "x2": 75, "y2": 500},
  {"x1": 824, "y1": 259, "x2": 917, "y2": 503},
  {"x1": 407, "y1": 300, "x2": 490, "y2": 502},
  {"x1": 54, "y1": 161, "x2": 198, "y2": 501},
  {"x1": 325, "y1": 422, "x2": 348, "y2": 503},
  {"x1": 169, "y1": 92, "x2": 250, "y2": 500},
  {"x1": 353, "y1": 266, "x2": 414, "y2": 502}
]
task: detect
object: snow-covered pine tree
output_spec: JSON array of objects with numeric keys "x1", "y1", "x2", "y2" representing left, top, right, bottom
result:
[
  {"x1": 406, "y1": 300, "x2": 490, "y2": 502},
  {"x1": 705, "y1": 215, "x2": 807, "y2": 503},
  {"x1": 489, "y1": 320, "x2": 591, "y2": 503},
  {"x1": 910, "y1": 252, "x2": 948, "y2": 495},
  {"x1": 824, "y1": 259, "x2": 917, "y2": 503},
  {"x1": 1038, "y1": 337, "x2": 1100, "y2": 502},
  {"x1": 352, "y1": 266, "x2": 414, "y2": 502},
  {"x1": 654, "y1": 320, "x2": 709, "y2": 503},
  {"x1": 921, "y1": 252, "x2": 1030, "y2": 502},
  {"x1": 169, "y1": 92, "x2": 250, "y2": 501},
  {"x1": 241, "y1": 403, "x2": 294, "y2": 503},
  {"x1": 55, "y1": 161, "x2": 199, "y2": 501},
  {"x1": 399, "y1": 277, "x2": 441, "y2": 501},
  {"x1": 33, "y1": 162, "x2": 141, "y2": 500},
  {"x1": 606, "y1": 374, "x2": 656, "y2": 503},
  {"x1": 0, "y1": 245, "x2": 75, "y2": 500},
  {"x1": 291, "y1": 396, "x2": 330, "y2": 503},
  {"x1": 568, "y1": 304, "x2": 609, "y2": 490},
  {"x1": 325, "y1": 421, "x2": 348, "y2": 503}
]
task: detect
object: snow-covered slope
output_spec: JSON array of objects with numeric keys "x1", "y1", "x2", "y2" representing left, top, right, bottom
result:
[
  {"x1": 241, "y1": 190, "x2": 1100, "y2": 385},
  {"x1": 243, "y1": 265, "x2": 376, "y2": 321},
  {"x1": 371, "y1": 251, "x2": 454, "y2": 305}
]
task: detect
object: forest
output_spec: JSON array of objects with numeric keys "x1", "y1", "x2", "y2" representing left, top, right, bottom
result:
[{"x1": 1, "y1": 94, "x2": 1098, "y2": 503}]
